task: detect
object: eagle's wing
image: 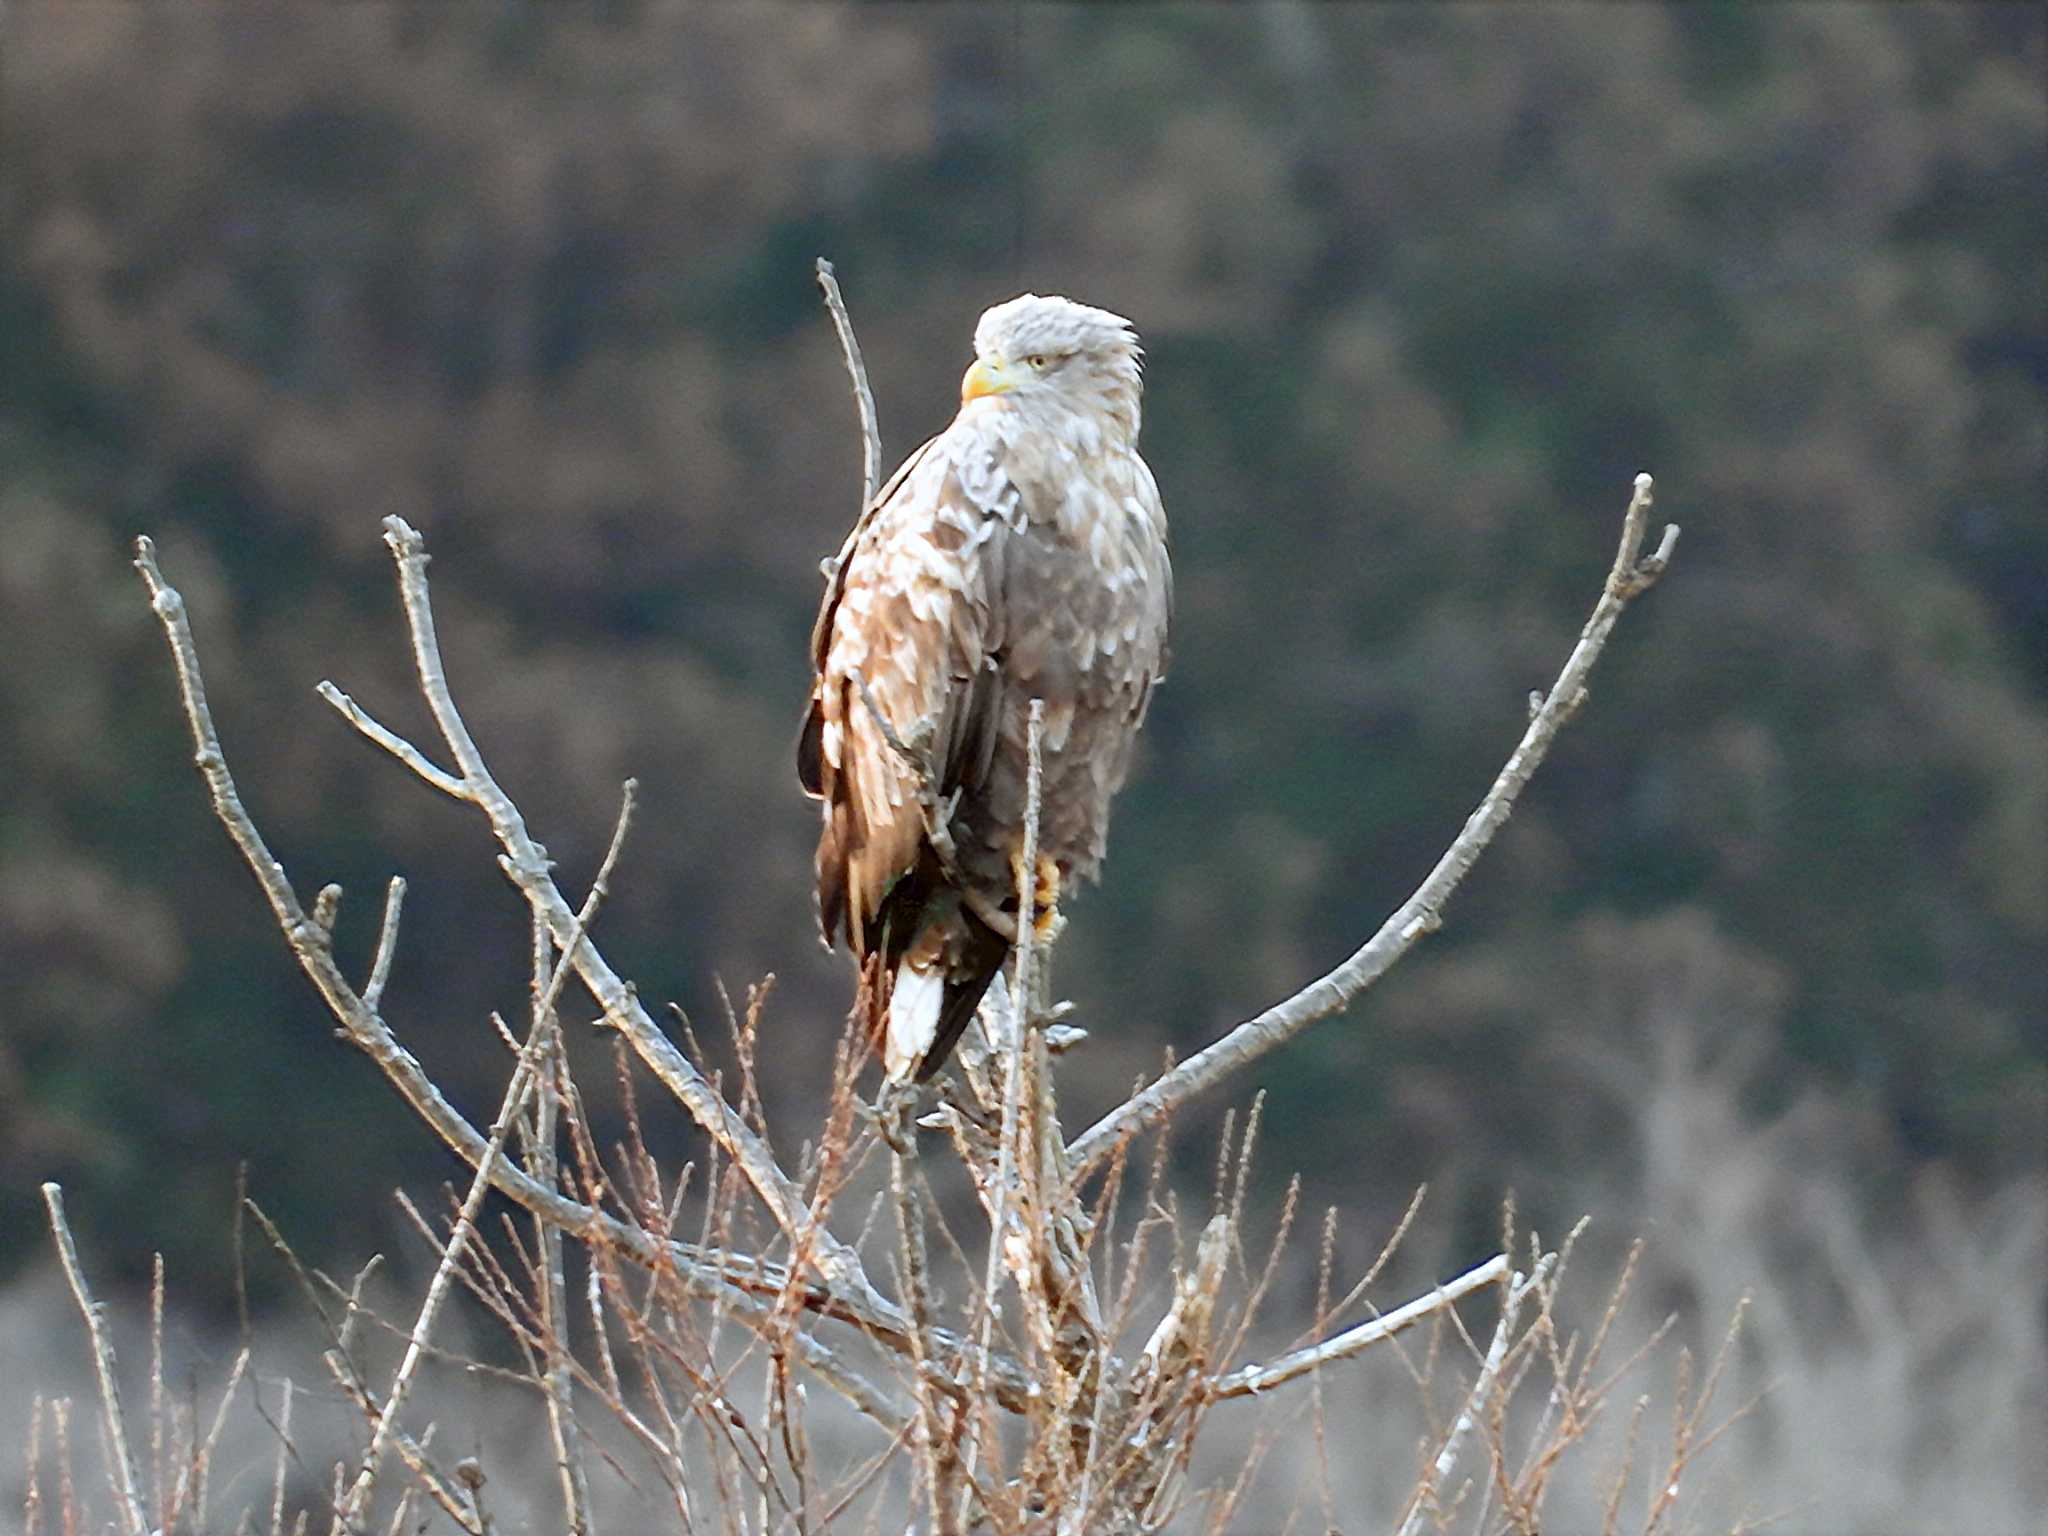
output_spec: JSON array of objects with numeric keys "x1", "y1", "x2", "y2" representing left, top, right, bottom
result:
[
  {"x1": 798, "y1": 434, "x2": 1010, "y2": 956},
  {"x1": 801, "y1": 436, "x2": 938, "y2": 683}
]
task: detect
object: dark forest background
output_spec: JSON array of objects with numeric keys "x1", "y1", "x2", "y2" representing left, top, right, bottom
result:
[{"x1": 2, "y1": 6, "x2": 2043, "y2": 1522}]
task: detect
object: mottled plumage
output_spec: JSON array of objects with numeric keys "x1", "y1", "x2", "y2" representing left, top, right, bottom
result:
[{"x1": 798, "y1": 295, "x2": 1172, "y2": 1080}]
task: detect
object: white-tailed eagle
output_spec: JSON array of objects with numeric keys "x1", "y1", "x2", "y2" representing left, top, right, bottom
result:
[{"x1": 800, "y1": 295, "x2": 1172, "y2": 1080}]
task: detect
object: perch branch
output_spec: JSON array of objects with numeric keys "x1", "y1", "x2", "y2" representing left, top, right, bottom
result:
[
  {"x1": 815, "y1": 257, "x2": 882, "y2": 511},
  {"x1": 41, "y1": 1184, "x2": 149, "y2": 1536},
  {"x1": 956, "y1": 701, "x2": 1047, "y2": 1517},
  {"x1": 988, "y1": 700, "x2": 1046, "y2": 1306},
  {"x1": 1070, "y1": 473, "x2": 1680, "y2": 1173}
]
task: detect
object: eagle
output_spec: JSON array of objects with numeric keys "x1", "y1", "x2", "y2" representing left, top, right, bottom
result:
[{"x1": 799, "y1": 294, "x2": 1172, "y2": 1082}]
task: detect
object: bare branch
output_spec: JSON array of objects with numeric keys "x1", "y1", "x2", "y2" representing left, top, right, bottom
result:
[
  {"x1": 316, "y1": 681, "x2": 469, "y2": 802},
  {"x1": 1069, "y1": 474, "x2": 1680, "y2": 1173},
  {"x1": 360, "y1": 876, "x2": 405, "y2": 1014},
  {"x1": 1211, "y1": 1252, "x2": 1510, "y2": 1399},
  {"x1": 136, "y1": 536, "x2": 630, "y2": 1246},
  {"x1": 815, "y1": 257, "x2": 882, "y2": 510},
  {"x1": 171, "y1": 1345, "x2": 249, "y2": 1530},
  {"x1": 984, "y1": 698, "x2": 1046, "y2": 1328},
  {"x1": 956, "y1": 700, "x2": 1047, "y2": 1520},
  {"x1": 889, "y1": 1150, "x2": 956, "y2": 1530},
  {"x1": 133, "y1": 534, "x2": 1034, "y2": 1420},
  {"x1": 41, "y1": 1185, "x2": 149, "y2": 1536},
  {"x1": 1137, "y1": 1212, "x2": 1232, "y2": 1379},
  {"x1": 372, "y1": 515, "x2": 891, "y2": 1316},
  {"x1": 529, "y1": 945, "x2": 589, "y2": 1532},
  {"x1": 336, "y1": 994, "x2": 551, "y2": 1527},
  {"x1": 323, "y1": 1370, "x2": 480, "y2": 1536},
  {"x1": 1393, "y1": 1254, "x2": 1550, "y2": 1536}
]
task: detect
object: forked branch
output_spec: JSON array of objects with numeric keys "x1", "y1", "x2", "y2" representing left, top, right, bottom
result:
[
  {"x1": 1068, "y1": 473, "x2": 1680, "y2": 1173},
  {"x1": 132, "y1": 535, "x2": 1033, "y2": 1421},
  {"x1": 359, "y1": 514, "x2": 888, "y2": 1315}
]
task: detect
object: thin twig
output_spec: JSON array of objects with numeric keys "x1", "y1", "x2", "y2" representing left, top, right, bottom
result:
[
  {"x1": 24, "y1": 1395, "x2": 44, "y2": 1536},
  {"x1": 361, "y1": 877, "x2": 405, "y2": 1013},
  {"x1": 815, "y1": 257, "x2": 882, "y2": 510},
  {"x1": 889, "y1": 1149, "x2": 955, "y2": 1532},
  {"x1": 150, "y1": 1254, "x2": 164, "y2": 1524},
  {"x1": 1212, "y1": 1252, "x2": 1510, "y2": 1399},
  {"x1": 271, "y1": 1379, "x2": 293, "y2": 1536},
  {"x1": 1393, "y1": 1255, "x2": 1551, "y2": 1536},
  {"x1": 1069, "y1": 473, "x2": 1680, "y2": 1173},
  {"x1": 41, "y1": 1185, "x2": 149, "y2": 1536},
  {"x1": 316, "y1": 682, "x2": 469, "y2": 802},
  {"x1": 531, "y1": 929, "x2": 592, "y2": 1536},
  {"x1": 335, "y1": 1012, "x2": 551, "y2": 1528},
  {"x1": 173, "y1": 1345, "x2": 250, "y2": 1531},
  {"x1": 531, "y1": 785, "x2": 639, "y2": 1536}
]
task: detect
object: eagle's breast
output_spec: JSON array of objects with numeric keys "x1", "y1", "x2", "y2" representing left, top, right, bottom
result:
[{"x1": 943, "y1": 405, "x2": 1169, "y2": 888}]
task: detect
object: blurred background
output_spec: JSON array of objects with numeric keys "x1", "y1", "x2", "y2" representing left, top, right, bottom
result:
[{"x1": 2, "y1": 4, "x2": 2042, "y2": 1528}]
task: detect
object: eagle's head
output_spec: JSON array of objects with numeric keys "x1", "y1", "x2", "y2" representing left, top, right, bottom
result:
[{"x1": 962, "y1": 294, "x2": 1144, "y2": 440}]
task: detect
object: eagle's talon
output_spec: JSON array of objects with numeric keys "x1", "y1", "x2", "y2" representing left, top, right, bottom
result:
[
  {"x1": 870, "y1": 1082, "x2": 919, "y2": 1154},
  {"x1": 1011, "y1": 849, "x2": 1062, "y2": 940}
]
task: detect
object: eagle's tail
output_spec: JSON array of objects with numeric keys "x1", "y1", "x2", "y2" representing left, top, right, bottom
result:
[
  {"x1": 871, "y1": 904, "x2": 1006, "y2": 1083},
  {"x1": 914, "y1": 922, "x2": 1007, "y2": 1082}
]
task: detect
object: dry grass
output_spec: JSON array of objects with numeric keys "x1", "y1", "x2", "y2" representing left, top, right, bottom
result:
[
  {"x1": 18, "y1": 1106, "x2": 1766, "y2": 1535},
  {"x1": 18, "y1": 1073, "x2": 2041, "y2": 1534}
]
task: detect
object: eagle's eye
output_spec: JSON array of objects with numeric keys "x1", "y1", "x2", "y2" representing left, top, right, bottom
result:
[{"x1": 1026, "y1": 354, "x2": 1048, "y2": 370}]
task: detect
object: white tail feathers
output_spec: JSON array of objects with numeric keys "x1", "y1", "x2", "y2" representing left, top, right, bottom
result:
[{"x1": 884, "y1": 960, "x2": 945, "y2": 1081}]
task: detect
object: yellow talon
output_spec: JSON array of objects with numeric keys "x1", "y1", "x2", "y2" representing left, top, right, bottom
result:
[
  {"x1": 1033, "y1": 853, "x2": 1062, "y2": 940},
  {"x1": 1009, "y1": 848, "x2": 1063, "y2": 939}
]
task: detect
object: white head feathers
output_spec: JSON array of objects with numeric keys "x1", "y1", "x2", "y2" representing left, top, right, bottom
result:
[{"x1": 969, "y1": 294, "x2": 1145, "y2": 437}]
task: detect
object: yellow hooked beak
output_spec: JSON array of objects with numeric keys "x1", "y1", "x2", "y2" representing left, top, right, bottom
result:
[{"x1": 961, "y1": 354, "x2": 1019, "y2": 403}]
